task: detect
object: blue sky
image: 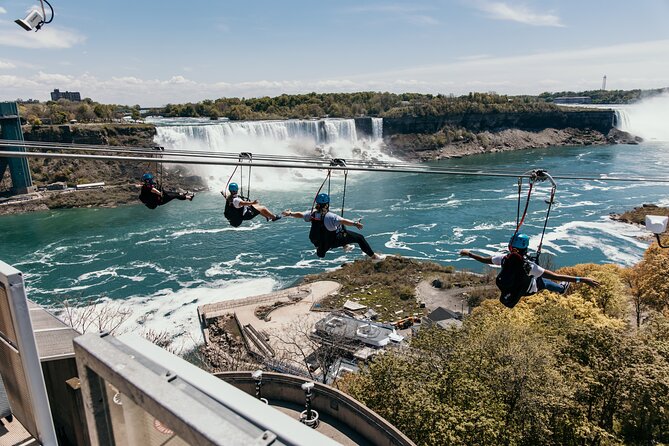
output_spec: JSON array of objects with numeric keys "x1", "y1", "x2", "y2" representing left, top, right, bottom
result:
[{"x1": 0, "y1": 0, "x2": 668, "y2": 105}]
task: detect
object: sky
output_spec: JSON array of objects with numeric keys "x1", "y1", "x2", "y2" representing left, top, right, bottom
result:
[{"x1": 0, "y1": 0, "x2": 668, "y2": 106}]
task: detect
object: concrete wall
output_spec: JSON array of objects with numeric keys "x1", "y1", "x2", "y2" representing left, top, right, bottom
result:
[{"x1": 216, "y1": 371, "x2": 415, "y2": 446}]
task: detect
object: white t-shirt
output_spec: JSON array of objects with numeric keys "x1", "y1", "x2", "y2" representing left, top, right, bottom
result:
[
  {"x1": 303, "y1": 210, "x2": 343, "y2": 232},
  {"x1": 491, "y1": 254, "x2": 545, "y2": 294},
  {"x1": 232, "y1": 196, "x2": 244, "y2": 209}
]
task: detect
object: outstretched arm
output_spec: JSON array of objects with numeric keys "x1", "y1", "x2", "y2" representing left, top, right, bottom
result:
[
  {"x1": 283, "y1": 210, "x2": 306, "y2": 219},
  {"x1": 541, "y1": 270, "x2": 600, "y2": 287},
  {"x1": 340, "y1": 218, "x2": 363, "y2": 230},
  {"x1": 459, "y1": 249, "x2": 494, "y2": 265}
]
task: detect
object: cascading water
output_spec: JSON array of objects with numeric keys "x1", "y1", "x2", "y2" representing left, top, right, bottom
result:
[
  {"x1": 150, "y1": 117, "x2": 392, "y2": 191},
  {"x1": 371, "y1": 118, "x2": 383, "y2": 140},
  {"x1": 614, "y1": 92, "x2": 669, "y2": 141}
]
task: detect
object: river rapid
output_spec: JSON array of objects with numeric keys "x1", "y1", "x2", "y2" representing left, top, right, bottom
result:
[{"x1": 1, "y1": 103, "x2": 668, "y2": 348}]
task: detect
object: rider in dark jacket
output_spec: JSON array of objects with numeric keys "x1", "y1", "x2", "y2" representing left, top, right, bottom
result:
[
  {"x1": 139, "y1": 173, "x2": 193, "y2": 209},
  {"x1": 283, "y1": 193, "x2": 385, "y2": 261}
]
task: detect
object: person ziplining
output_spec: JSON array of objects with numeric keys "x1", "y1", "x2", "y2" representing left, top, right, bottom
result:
[
  {"x1": 222, "y1": 182, "x2": 281, "y2": 227},
  {"x1": 138, "y1": 173, "x2": 194, "y2": 210},
  {"x1": 460, "y1": 233, "x2": 599, "y2": 308},
  {"x1": 283, "y1": 192, "x2": 385, "y2": 262},
  {"x1": 459, "y1": 170, "x2": 598, "y2": 308},
  {"x1": 221, "y1": 152, "x2": 281, "y2": 227}
]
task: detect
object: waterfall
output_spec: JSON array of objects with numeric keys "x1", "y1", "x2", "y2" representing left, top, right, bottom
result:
[
  {"x1": 614, "y1": 93, "x2": 669, "y2": 141},
  {"x1": 371, "y1": 118, "x2": 383, "y2": 140},
  {"x1": 151, "y1": 118, "x2": 390, "y2": 191}
]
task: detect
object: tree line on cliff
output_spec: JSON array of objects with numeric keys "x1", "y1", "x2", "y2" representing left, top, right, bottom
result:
[
  {"x1": 16, "y1": 87, "x2": 665, "y2": 126},
  {"x1": 337, "y1": 244, "x2": 669, "y2": 446},
  {"x1": 18, "y1": 99, "x2": 141, "y2": 125}
]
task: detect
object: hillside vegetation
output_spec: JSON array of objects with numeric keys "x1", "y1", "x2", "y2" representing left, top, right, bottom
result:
[{"x1": 335, "y1": 246, "x2": 669, "y2": 446}]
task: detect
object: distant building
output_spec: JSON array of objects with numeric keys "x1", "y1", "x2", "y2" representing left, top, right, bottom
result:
[
  {"x1": 553, "y1": 96, "x2": 592, "y2": 105},
  {"x1": 50, "y1": 89, "x2": 81, "y2": 102}
]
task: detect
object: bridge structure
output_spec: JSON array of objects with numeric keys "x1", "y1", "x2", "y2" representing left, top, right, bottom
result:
[{"x1": 0, "y1": 102, "x2": 34, "y2": 195}]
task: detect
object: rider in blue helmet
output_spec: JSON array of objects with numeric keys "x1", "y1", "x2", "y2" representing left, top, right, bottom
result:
[
  {"x1": 509, "y1": 233, "x2": 530, "y2": 250},
  {"x1": 138, "y1": 172, "x2": 194, "y2": 209},
  {"x1": 459, "y1": 232, "x2": 599, "y2": 308},
  {"x1": 221, "y1": 181, "x2": 281, "y2": 227},
  {"x1": 282, "y1": 192, "x2": 385, "y2": 262}
]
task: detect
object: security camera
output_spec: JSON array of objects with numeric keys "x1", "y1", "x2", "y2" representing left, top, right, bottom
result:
[{"x1": 15, "y1": 9, "x2": 44, "y2": 31}]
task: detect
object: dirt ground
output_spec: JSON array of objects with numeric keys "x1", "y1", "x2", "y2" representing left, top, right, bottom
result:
[{"x1": 414, "y1": 279, "x2": 477, "y2": 314}]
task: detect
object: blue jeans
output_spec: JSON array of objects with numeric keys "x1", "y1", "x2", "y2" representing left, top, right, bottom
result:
[{"x1": 536, "y1": 277, "x2": 566, "y2": 293}]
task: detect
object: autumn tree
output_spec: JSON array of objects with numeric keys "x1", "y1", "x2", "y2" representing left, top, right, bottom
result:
[{"x1": 634, "y1": 242, "x2": 669, "y2": 313}]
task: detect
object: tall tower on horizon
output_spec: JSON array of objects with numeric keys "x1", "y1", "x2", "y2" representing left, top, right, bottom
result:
[{"x1": 602, "y1": 75, "x2": 607, "y2": 91}]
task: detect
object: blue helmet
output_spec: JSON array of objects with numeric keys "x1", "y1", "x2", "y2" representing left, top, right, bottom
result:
[
  {"x1": 142, "y1": 173, "x2": 154, "y2": 182},
  {"x1": 509, "y1": 233, "x2": 530, "y2": 250},
  {"x1": 315, "y1": 193, "x2": 330, "y2": 205},
  {"x1": 228, "y1": 182, "x2": 239, "y2": 193}
]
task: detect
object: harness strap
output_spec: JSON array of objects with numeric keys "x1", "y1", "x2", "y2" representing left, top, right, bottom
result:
[
  {"x1": 311, "y1": 169, "x2": 332, "y2": 214},
  {"x1": 535, "y1": 185, "x2": 556, "y2": 258},
  {"x1": 509, "y1": 179, "x2": 534, "y2": 250}
]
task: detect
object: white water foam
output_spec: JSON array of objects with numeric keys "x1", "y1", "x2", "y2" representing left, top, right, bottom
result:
[
  {"x1": 56, "y1": 276, "x2": 278, "y2": 351},
  {"x1": 539, "y1": 217, "x2": 648, "y2": 266}
]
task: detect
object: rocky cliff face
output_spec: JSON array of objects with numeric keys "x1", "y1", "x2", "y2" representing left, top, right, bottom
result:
[
  {"x1": 363, "y1": 110, "x2": 619, "y2": 161},
  {"x1": 381, "y1": 110, "x2": 615, "y2": 135},
  {"x1": 24, "y1": 123, "x2": 157, "y2": 146}
]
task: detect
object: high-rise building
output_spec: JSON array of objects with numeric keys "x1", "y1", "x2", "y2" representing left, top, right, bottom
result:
[{"x1": 50, "y1": 89, "x2": 81, "y2": 102}]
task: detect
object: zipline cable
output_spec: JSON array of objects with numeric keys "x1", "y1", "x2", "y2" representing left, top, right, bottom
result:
[
  {"x1": 2, "y1": 150, "x2": 669, "y2": 184},
  {"x1": 3, "y1": 140, "x2": 652, "y2": 181},
  {"x1": 0, "y1": 140, "x2": 571, "y2": 176}
]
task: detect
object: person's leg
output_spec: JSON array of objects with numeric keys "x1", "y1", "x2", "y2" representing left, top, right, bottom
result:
[
  {"x1": 536, "y1": 277, "x2": 566, "y2": 293},
  {"x1": 339, "y1": 231, "x2": 375, "y2": 257},
  {"x1": 162, "y1": 190, "x2": 188, "y2": 204},
  {"x1": 252, "y1": 204, "x2": 280, "y2": 221},
  {"x1": 316, "y1": 244, "x2": 330, "y2": 258}
]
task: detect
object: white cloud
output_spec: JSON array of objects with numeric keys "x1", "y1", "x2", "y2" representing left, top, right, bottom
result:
[
  {"x1": 475, "y1": 1, "x2": 564, "y2": 27},
  {"x1": 407, "y1": 15, "x2": 439, "y2": 26},
  {"x1": 345, "y1": 5, "x2": 432, "y2": 14},
  {"x1": 2, "y1": 40, "x2": 668, "y2": 104},
  {"x1": 0, "y1": 74, "x2": 40, "y2": 89},
  {"x1": 34, "y1": 71, "x2": 74, "y2": 83},
  {"x1": 0, "y1": 7, "x2": 7, "y2": 14},
  {"x1": 0, "y1": 25, "x2": 86, "y2": 49},
  {"x1": 0, "y1": 60, "x2": 16, "y2": 69},
  {"x1": 344, "y1": 4, "x2": 438, "y2": 26}
]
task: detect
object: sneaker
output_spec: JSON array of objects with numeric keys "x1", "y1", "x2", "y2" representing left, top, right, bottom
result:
[
  {"x1": 560, "y1": 282, "x2": 570, "y2": 295},
  {"x1": 271, "y1": 215, "x2": 282, "y2": 222},
  {"x1": 371, "y1": 254, "x2": 386, "y2": 263}
]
